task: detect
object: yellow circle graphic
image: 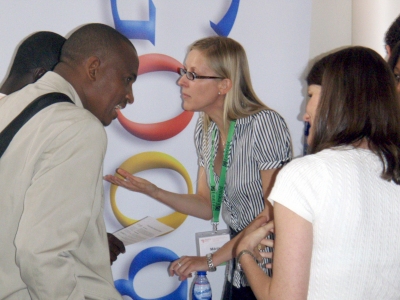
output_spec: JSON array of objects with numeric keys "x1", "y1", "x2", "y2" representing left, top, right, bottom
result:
[{"x1": 110, "y1": 151, "x2": 191, "y2": 229}]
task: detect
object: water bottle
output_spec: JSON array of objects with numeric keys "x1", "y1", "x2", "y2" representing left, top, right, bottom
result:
[{"x1": 192, "y1": 271, "x2": 212, "y2": 300}]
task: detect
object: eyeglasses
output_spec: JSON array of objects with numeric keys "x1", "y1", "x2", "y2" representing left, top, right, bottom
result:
[
  {"x1": 179, "y1": 68, "x2": 224, "y2": 81},
  {"x1": 395, "y1": 74, "x2": 400, "y2": 84}
]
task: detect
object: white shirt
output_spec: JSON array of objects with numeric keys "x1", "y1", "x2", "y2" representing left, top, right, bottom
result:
[{"x1": 269, "y1": 147, "x2": 400, "y2": 299}]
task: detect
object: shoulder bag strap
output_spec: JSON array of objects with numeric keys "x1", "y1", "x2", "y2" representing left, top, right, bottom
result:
[{"x1": 0, "y1": 92, "x2": 74, "y2": 158}]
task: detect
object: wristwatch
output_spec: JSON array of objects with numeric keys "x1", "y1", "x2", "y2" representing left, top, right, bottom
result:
[{"x1": 206, "y1": 253, "x2": 217, "y2": 272}]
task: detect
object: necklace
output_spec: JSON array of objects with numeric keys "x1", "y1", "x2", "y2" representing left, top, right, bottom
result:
[{"x1": 221, "y1": 135, "x2": 227, "y2": 147}]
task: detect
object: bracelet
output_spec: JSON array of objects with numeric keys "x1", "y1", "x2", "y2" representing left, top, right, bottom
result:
[
  {"x1": 236, "y1": 250, "x2": 257, "y2": 271},
  {"x1": 206, "y1": 253, "x2": 217, "y2": 272}
]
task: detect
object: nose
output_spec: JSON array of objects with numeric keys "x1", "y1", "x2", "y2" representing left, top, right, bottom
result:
[
  {"x1": 126, "y1": 85, "x2": 134, "y2": 104},
  {"x1": 178, "y1": 74, "x2": 188, "y2": 87}
]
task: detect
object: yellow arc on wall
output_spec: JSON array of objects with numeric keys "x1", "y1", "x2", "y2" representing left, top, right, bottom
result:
[{"x1": 110, "y1": 151, "x2": 191, "y2": 229}]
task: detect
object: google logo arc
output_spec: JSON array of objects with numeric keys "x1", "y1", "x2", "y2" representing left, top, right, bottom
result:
[
  {"x1": 110, "y1": 151, "x2": 191, "y2": 230},
  {"x1": 117, "y1": 53, "x2": 194, "y2": 141}
]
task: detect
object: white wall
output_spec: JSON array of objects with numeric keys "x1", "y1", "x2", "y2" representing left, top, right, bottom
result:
[
  {"x1": 309, "y1": 0, "x2": 352, "y2": 60},
  {"x1": 352, "y1": 0, "x2": 400, "y2": 58}
]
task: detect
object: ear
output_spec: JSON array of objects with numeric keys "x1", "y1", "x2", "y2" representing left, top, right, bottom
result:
[
  {"x1": 386, "y1": 45, "x2": 392, "y2": 59},
  {"x1": 85, "y1": 56, "x2": 101, "y2": 81},
  {"x1": 218, "y1": 78, "x2": 232, "y2": 95},
  {"x1": 33, "y1": 67, "x2": 47, "y2": 82}
]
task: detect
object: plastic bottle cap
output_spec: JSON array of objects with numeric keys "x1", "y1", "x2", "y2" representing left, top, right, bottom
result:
[{"x1": 197, "y1": 271, "x2": 207, "y2": 275}]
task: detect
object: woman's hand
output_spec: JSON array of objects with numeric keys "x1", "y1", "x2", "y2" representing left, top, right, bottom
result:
[
  {"x1": 168, "y1": 256, "x2": 209, "y2": 281},
  {"x1": 237, "y1": 221, "x2": 275, "y2": 261},
  {"x1": 104, "y1": 168, "x2": 159, "y2": 198}
]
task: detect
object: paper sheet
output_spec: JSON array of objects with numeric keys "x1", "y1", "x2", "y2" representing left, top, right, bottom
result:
[{"x1": 113, "y1": 216, "x2": 174, "y2": 246}]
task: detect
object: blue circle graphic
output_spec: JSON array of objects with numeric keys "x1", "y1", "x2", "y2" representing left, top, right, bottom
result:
[{"x1": 115, "y1": 247, "x2": 187, "y2": 299}]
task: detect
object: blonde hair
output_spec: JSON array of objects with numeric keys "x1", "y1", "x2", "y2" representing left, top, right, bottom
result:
[{"x1": 189, "y1": 36, "x2": 269, "y2": 131}]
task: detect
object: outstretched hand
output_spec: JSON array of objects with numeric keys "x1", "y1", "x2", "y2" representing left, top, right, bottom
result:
[
  {"x1": 107, "y1": 233, "x2": 125, "y2": 265},
  {"x1": 103, "y1": 168, "x2": 159, "y2": 198}
]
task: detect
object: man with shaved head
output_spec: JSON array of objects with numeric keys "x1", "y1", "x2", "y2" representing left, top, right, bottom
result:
[{"x1": 0, "y1": 23, "x2": 138, "y2": 299}]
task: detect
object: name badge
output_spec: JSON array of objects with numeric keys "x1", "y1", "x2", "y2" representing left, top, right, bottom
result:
[{"x1": 195, "y1": 229, "x2": 230, "y2": 257}]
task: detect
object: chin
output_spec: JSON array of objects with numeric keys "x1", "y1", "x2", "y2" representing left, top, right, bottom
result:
[
  {"x1": 102, "y1": 118, "x2": 112, "y2": 126},
  {"x1": 182, "y1": 103, "x2": 194, "y2": 112}
]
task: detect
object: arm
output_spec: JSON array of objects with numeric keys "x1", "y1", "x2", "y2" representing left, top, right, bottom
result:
[
  {"x1": 168, "y1": 214, "x2": 270, "y2": 280},
  {"x1": 15, "y1": 119, "x2": 107, "y2": 299},
  {"x1": 168, "y1": 168, "x2": 279, "y2": 280},
  {"x1": 237, "y1": 203, "x2": 313, "y2": 300},
  {"x1": 104, "y1": 166, "x2": 212, "y2": 220}
]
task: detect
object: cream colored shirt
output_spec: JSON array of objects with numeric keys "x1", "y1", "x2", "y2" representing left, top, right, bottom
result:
[{"x1": 0, "y1": 72, "x2": 122, "y2": 300}]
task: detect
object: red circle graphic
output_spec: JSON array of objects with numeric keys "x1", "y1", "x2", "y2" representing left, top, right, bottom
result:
[{"x1": 117, "y1": 53, "x2": 194, "y2": 141}]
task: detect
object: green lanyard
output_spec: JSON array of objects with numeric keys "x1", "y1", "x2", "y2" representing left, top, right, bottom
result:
[{"x1": 209, "y1": 120, "x2": 236, "y2": 232}]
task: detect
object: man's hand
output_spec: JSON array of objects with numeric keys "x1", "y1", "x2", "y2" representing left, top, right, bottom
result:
[{"x1": 107, "y1": 233, "x2": 125, "y2": 265}]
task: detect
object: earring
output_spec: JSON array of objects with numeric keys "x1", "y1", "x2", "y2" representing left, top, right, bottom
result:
[{"x1": 218, "y1": 92, "x2": 221, "y2": 95}]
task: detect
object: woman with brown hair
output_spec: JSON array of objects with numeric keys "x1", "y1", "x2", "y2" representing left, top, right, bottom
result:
[{"x1": 236, "y1": 46, "x2": 400, "y2": 299}]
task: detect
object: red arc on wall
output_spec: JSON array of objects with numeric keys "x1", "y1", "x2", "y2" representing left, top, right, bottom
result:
[{"x1": 117, "y1": 53, "x2": 194, "y2": 141}]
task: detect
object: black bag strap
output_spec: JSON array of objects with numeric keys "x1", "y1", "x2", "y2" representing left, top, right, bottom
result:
[{"x1": 0, "y1": 92, "x2": 73, "y2": 158}]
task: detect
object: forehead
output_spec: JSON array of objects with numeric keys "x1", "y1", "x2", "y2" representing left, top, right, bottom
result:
[
  {"x1": 109, "y1": 42, "x2": 139, "y2": 72},
  {"x1": 184, "y1": 49, "x2": 212, "y2": 71},
  {"x1": 308, "y1": 84, "x2": 321, "y2": 93}
]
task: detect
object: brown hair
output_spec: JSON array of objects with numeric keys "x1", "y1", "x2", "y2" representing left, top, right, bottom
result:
[{"x1": 309, "y1": 46, "x2": 400, "y2": 184}]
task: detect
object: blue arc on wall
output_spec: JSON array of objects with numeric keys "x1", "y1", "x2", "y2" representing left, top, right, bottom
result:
[
  {"x1": 111, "y1": 0, "x2": 156, "y2": 45},
  {"x1": 210, "y1": 0, "x2": 240, "y2": 36},
  {"x1": 115, "y1": 247, "x2": 187, "y2": 300}
]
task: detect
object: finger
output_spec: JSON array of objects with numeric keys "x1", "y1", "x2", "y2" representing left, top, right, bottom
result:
[
  {"x1": 103, "y1": 175, "x2": 117, "y2": 183},
  {"x1": 259, "y1": 252, "x2": 273, "y2": 259},
  {"x1": 116, "y1": 168, "x2": 132, "y2": 178},
  {"x1": 169, "y1": 258, "x2": 184, "y2": 272},
  {"x1": 260, "y1": 239, "x2": 274, "y2": 248},
  {"x1": 110, "y1": 253, "x2": 117, "y2": 263}
]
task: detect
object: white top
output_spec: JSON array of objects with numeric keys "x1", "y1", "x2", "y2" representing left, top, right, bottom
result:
[
  {"x1": 0, "y1": 92, "x2": 6, "y2": 99},
  {"x1": 0, "y1": 72, "x2": 122, "y2": 300},
  {"x1": 269, "y1": 147, "x2": 400, "y2": 300}
]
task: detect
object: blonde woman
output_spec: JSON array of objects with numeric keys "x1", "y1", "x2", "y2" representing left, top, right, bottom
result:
[{"x1": 105, "y1": 36, "x2": 292, "y2": 299}]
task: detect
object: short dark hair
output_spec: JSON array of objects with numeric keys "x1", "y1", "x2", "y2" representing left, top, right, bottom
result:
[
  {"x1": 388, "y1": 41, "x2": 400, "y2": 71},
  {"x1": 309, "y1": 46, "x2": 400, "y2": 184},
  {"x1": 385, "y1": 14, "x2": 400, "y2": 51},
  {"x1": 61, "y1": 23, "x2": 135, "y2": 65},
  {"x1": 9, "y1": 31, "x2": 65, "y2": 76}
]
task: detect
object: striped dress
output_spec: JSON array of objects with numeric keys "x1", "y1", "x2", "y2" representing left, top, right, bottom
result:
[{"x1": 194, "y1": 109, "x2": 292, "y2": 288}]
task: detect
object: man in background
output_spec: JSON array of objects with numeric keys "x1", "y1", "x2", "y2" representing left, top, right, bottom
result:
[
  {"x1": 0, "y1": 31, "x2": 65, "y2": 98},
  {"x1": 0, "y1": 23, "x2": 138, "y2": 299},
  {"x1": 385, "y1": 14, "x2": 400, "y2": 59}
]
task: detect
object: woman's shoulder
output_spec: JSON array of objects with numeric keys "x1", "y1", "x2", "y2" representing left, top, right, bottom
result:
[
  {"x1": 237, "y1": 109, "x2": 287, "y2": 126},
  {"x1": 283, "y1": 147, "x2": 364, "y2": 175}
]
